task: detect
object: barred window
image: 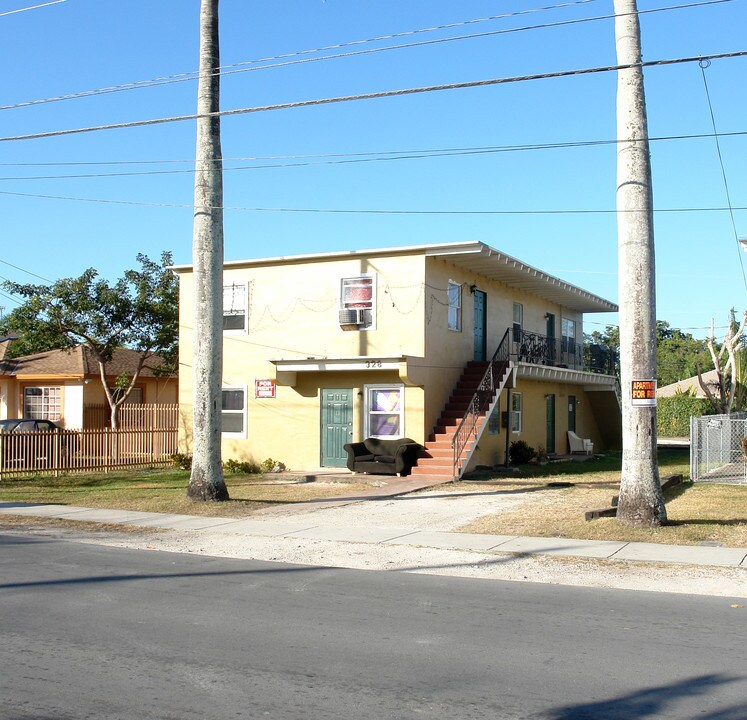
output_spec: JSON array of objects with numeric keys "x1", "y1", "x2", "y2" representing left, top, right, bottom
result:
[{"x1": 23, "y1": 386, "x2": 62, "y2": 421}]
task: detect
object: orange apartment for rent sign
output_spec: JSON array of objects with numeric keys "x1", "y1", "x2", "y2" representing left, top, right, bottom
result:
[{"x1": 631, "y1": 379, "x2": 657, "y2": 406}]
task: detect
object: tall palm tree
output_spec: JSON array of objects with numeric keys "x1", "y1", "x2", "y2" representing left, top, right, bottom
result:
[
  {"x1": 188, "y1": 0, "x2": 229, "y2": 501},
  {"x1": 614, "y1": 0, "x2": 665, "y2": 525}
]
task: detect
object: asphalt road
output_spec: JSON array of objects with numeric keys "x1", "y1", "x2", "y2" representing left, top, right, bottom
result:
[{"x1": 1, "y1": 531, "x2": 745, "y2": 720}]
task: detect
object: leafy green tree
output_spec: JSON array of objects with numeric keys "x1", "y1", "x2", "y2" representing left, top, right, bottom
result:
[
  {"x1": 0, "y1": 252, "x2": 177, "y2": 429},
  {"x1": 586, "y1": 322, "x2": 709, "y2": 387},
  {"x1": 655, "y1": 321, "x2": 710, "y2": 387}
]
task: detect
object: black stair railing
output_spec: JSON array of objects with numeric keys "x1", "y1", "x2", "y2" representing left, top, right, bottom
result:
[{"x1": 451, "y1": 329, "x2": 511, "y2": 479}]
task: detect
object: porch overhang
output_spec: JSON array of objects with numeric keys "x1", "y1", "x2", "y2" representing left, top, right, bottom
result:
[
  {"x1": 515, "y1": 362, "x2": 618, "y2": 390},
  {"x1": 271, "y1": 356, "x2": 416, "y2": 387}
]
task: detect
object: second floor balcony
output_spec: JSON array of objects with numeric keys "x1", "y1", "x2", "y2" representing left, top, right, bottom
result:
[{"x1": 510, "y1": 329, "x2": 617, "y2": 376}]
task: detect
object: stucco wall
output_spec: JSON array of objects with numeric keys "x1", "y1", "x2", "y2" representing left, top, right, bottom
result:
[
  {"x1": 176, "y1": 249, "x2": 610, "y2": 470},
  {"x1": 178, "y1": 252, "x2": 428, "y2": 467}
]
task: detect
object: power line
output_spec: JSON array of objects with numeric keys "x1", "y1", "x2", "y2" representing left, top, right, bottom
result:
[
  {"x1": 698, "y1": 59, "x2": 747, "y2": 295},
  {"x1": 2, "y1": 50, "x2": 746, "y2": 144},
  {"x1": 0, "y1": 0, "x2": 606, "y2": 111},
  {"x1": 0, "y1": 258, "x2": 52, "y2": 282},
  {"x1": 0, "y1": 130, "x2": 745, "y2": 181},
  {"x1": 0, "y1": 0, "x2": 66, "y2": 18},
  {"x1": 0, "y1": 0, "x2": 733, "y2": 113},
  {"x1": 0, "y1": 188, "x2": 744, "y2": 215}
]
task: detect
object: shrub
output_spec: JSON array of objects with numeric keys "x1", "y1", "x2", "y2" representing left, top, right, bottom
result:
[
  {"x1": 170, "y1": 453, "x2": 192, "y2": 471},
  {"x1": 509, "y1": 440, "x2": 536, "y2": 465},
  {"x1": 260, "y1": 458, "x2": 287, "y2": 473},
  {"x1": 223, "y1": 458, "x2": 260, "y2": 474},
  {"x1": 657, "y1": 395, "x2": 713, "y2": 437}
]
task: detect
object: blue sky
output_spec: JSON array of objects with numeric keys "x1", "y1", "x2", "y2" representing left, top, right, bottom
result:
[{"x1": 0, "y1": 0, "x2": 745, "y2": 340}]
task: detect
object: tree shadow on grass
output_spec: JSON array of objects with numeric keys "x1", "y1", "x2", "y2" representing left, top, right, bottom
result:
[{"x1": 666, "y1": 518, "x2": 747, "y2": 527}]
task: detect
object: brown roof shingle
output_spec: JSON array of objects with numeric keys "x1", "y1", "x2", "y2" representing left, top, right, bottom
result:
[{"x1": 0, "y1": 346, "x2": 173, "y2": 379}]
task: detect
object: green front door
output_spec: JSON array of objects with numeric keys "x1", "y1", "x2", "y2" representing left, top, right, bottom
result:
[
  {"x1": 568, "y1": 394, "x2": 577, "y2": 433},
  {"x1": 473, "y1": 290, "x2": 487, "y2": 361},
  {"x1": 321, "y1": 388, "x2": 354, "y2": 467},
  {"x1": 546, "y1": 394, "x2": 556, "y2": 454}
]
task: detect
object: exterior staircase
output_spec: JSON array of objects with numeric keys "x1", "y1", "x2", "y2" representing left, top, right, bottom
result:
[{"x1": 411, "y1": 360, "x2": 509, "y2": 480}]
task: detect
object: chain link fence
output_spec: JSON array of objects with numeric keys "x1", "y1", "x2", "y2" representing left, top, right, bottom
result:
[{"x1": 690, "y1": 413, "x2": 747, "y2": 484}]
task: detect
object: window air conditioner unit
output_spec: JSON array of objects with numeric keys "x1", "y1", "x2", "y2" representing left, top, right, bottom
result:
[{"x1": 339, "y1": 308, "x2": 364, "y2": 325}]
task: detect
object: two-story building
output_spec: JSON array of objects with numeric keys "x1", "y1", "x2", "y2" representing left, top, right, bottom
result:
[{"x1": 173, "y1": 241, "x2": 620, "y2": 478}]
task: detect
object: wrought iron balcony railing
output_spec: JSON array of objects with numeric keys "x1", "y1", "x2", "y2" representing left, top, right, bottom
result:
[{"x1": 510, "y1": 329, "x2": 617, "y2": 376}]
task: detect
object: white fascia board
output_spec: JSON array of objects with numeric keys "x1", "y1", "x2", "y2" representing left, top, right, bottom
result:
[{"x1": 271, "y1": 357, "x2": 405, "y2": 373}]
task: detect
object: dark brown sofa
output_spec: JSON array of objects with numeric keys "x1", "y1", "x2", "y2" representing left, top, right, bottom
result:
[{"x1": 343, "y1": 437, "x2": 423, "y2": 477}]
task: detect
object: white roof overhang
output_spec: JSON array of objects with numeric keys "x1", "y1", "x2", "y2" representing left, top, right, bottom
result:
[
  {"x1": 171, "y1": 241, "x2": 617, "y2": 315},
  {"x1": 424, "y1": 242, "x2": 616, "y2": 314}
]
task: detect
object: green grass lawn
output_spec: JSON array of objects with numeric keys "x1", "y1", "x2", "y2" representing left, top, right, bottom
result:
[
  {"x1": 0, "y1": 469, "x2": 375, "y2": 517},
  {"x1": 1, "y1": 449, "x2": 745, "y2": 547}
]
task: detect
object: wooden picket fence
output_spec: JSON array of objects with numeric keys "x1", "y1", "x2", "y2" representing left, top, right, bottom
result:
[
  {"x1": 83, "y1": 403, "x2": 179, "y2": 430},
  {"x1": 0, "y1": 425, "x2": 179, "y2": 479}
]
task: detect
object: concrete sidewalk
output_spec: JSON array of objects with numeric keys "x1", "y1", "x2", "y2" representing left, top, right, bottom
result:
[{"x1": 2, "y1": 500, "x2": 745, "y2": 569}]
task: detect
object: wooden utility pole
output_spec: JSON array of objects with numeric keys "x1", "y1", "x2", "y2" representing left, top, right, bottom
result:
[
  {"x1": 187, "y1": 0, "x2": 229, "y2": 501},
  {"x1": 614, "y1": 0, "x2": 666, "y2": 525}
]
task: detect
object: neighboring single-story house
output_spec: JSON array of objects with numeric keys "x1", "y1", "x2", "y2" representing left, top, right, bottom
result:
[
  {"x1": 0, "y1": 345, "x2": 177, "y2": 428},
  {"x1": 172, "y1": 241, "x2": 621, "y2": 478},
  {"x1": 657, "y1": 370, "x2": 720, "y2": 399}
]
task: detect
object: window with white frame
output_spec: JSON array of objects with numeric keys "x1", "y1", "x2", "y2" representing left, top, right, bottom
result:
[
  {"x1": 108, "y1": 387, "x2": 144, "y2": 404},
  {"x1": 561, "y1": 318, "x2": 576, "y2": 354},
  {"x1": 513, "y1": 303, "x2": 523, "y2": 342},
  {"x1": 447, "y1": 281, "x2": 462, "y2": 331},
  {"x1": 23, "y1": 386, "x2": 62, "y2": 421},
  {"x1": 223, "y1": 283, "x2": 247, "y2": 332},
  {"x1": 340, "y1": 276, "x2": 375, "y2": 329},
  {"x1": 221, "y1": 387, "x2": 247, "y2": 436},
  {"x1": 510, "y1": 392, "x2": 522, "y2": 433},
  {"x1": 365, "y1": 384, "x2": 404, "y2": 438}
]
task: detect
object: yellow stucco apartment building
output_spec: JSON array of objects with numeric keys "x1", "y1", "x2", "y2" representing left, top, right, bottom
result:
[{"x1": 173, "y1": 241, "x2": 620, "y2": 478}]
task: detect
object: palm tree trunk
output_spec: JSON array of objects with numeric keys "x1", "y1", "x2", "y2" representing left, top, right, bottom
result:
[
  {"x1": 614, "y1": 0, "x2": 666, "y2": 525},
  {"x1": 187, "y1": 0, "x2": 228, "y2": 501}
]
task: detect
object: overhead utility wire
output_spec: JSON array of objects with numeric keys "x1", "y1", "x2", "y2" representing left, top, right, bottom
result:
[
  {"x1": 0, "y1": 258, "x2": 52, "y2": 282},
  {"x1": 698, "y1": 59, "x2": 747, "y2": 293},
  {"x1": 2, "y1": 50, "x2": 746, "y2": 144},
  {"x1": 2, "y1": 128, "x2": 746, "y2": 170},
  {"x1": 0, "y1": 0, "x2": 65, "y2": 18},
  {"x1": 0, "y1": 0, "x2": 603, "y2": 111},
  {"x1": 0, "y1": 0, "x2": 732, "y2": 112},
  {"x1": 1, "y1": 130, "x2": 746, "y2": 181},
  {"x1": 0, "y1": 189, "x2": 743, "y2": 215}
]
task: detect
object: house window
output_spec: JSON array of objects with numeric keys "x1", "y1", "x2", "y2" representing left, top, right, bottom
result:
[
  {"x1": 513, "y1": 303, "x2": 523, "y2": 342},
  {"x1": 562, "y1": 318, "x2": 576, "y2": 355},
  {"x1": 221, "y1": 387, "x2": 247, "y2": 436},
  {"x1": 365, "y1": 384, "x2": 403, "y2": 438},
  {"x1": 511, "y1": 393, "x2": 522, "y2": 433},
  {"x1": 447, "y1": 281, "x2": 462, "y2": 331},
  {"x1": 23, "y1": 386, "x2": 62, "y2": 421},
  {"x1": 488, "y1": 407, "x2": 500, "y2": 435},
  {"x1": 340, "y1": 276, "x2": 375, "y2": 329},
  {"x1": 109, "y1": 387, "x2": 144, "y2": 404},
  {"x1": 223, "y1": 283, "x2": 247, "y2": 332}
]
